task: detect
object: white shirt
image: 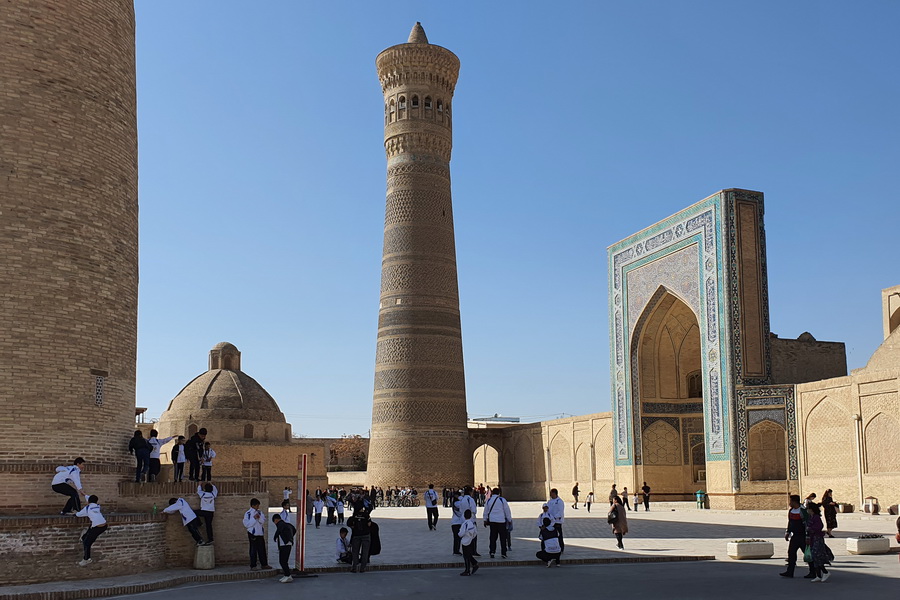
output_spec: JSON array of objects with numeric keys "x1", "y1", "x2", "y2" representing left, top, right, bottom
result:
[
  {"x1": 451, "y1": 498, "x2": 464, "y2": 525},
  {"x1": 202, "y1": 448, "x2": 216, "y2": 466},
  {"x1": 313, "y1": 499, "x2": 324, "y2": 514},
  {"x1": 459, "y1": 519, "x2": 477, "y2": 546},
  {"x1": 335, "y1": 536, "x2": 351, "y2": 561},
  {"x1": 279, "y1": 508, "x2": 293, "y2": 525},
  {"x1": 163, "y1": 498, "x2": 198, "y2": 526},
  {"x1": 483, "y1": 495, "x2": 511, "y2": 524},
  {"x1": 243, "y1": 507, "x2": 264, "y2": 536},
  {"x1": 148, "y1": 436, "x2": 175, "y2": 459},
  {"x1": 424, "y1": 489, "x2": 438, "y2": 508},
  {"x1": 51, "y1": 465, "x2": 83, "y2": 491},
  {"x1": 197, "y1": 484, "x2": 218, "y2": 512},
  {"x1": 175, "y1": 444, "x2": 186, "y2": 463},
  {"x1": 547, "y1": 497, "x2": 565, "y2": 525},
  {"x1": 335, "y1": 499, "x2": 344, "y2": 514},
  {"x1": 76, "y1": 502, "x2": 106, "y2": 527},
  {"x1": 459, "y1": 494, "x2": 477, "y2": 518},
  {"x1": 541, "y1": 525, "x2": 561, "y2": 553},
  {"x1": 537, "y1": 510, "x2": 552, "y2": 528},
  {"x1": 283, "y1": 489, "x2": 291, "y2": 500}
]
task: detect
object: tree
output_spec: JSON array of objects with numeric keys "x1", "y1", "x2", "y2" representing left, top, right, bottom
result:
[{"x1": 330, "y1": 434, "x2": 368, "y2": 471}]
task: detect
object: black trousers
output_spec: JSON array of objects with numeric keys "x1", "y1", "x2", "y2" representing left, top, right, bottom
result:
[
  {"x1": 174, "y1": 462, "x2": 185, "y2": 482},
  {"x1": 337, "y1": 511, "x2": 344, "y2": 523},
  {"x1": 536, "y1": 549, "x2": 561, "y2": 562},
  {"x1": 197, "y1": 509, "x2": 214, "y2": 542},
  {"x1": 622, "y1": 497, "x2": 631, "y2": 510},
  {"x1": 643, "y1": 495, "x2": 650, "y2": 511},
  {"x1": 248, "y1": 533, "x2": 268, "y2": 567},
  {"x1": 427, "y1": 507, "x2": 438, "y2": 529},
  {"x1": 186, "y1": 518, "x2": 203, "y2": 543},
  {"x1": 278, "y1": 544, "x2": 292, "y2": 577},
  {"x1": 327, "y1": 507, "x2": 335, "y2": 525},
  {"x1": 785, "y1": 535, "x2": 812, "y2": 576},
  {"x1": 134, "y1": 449, "x2": 150, "y2": 482},
  {"x1": 452, "y1": 524, "x2": 462, "y2": 553},
  {"x1": 52, "y1": 484, "x2": 81, "y2": 513},
  {"x1": 556, "y1": 524, "x2": 565, "y2": 551},
  {"x1": 314, "y1": 513, "x2": 322, "y2": 527},
  {"x1": 462, "y1": 543, "x2": 478, "y2": 572},
  {"x1": 148, "y1": 458, "x2": 161, "y2": 482},
  {"x1": 201, "y1": 466, "x2": 212, "y2": 481},
  {"x1": 488, "y1": 522, "x2": 508, "y2": 555},
  {"x1": 188, "y1": 458, "x2": 201, "y2": 481},
  {"x1": 82, "y1": 524, "x2": 107, "y2": 559}
]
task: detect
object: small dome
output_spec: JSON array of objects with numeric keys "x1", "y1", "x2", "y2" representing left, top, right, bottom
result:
[
  {"x1": 213, "y1": 341, "x2": 238, "y2": 351},
  {"x1": 797, "y1": 332, "x2": 816, "y2": 342}
]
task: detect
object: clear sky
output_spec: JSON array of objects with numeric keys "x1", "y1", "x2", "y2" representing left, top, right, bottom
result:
[{"x1": 134, "y1": 1, "x2": 899, "y2": 438}]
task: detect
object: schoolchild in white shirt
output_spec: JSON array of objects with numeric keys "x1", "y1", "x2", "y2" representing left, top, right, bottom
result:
[
  {"x1": 75, "y1": 495, "x2": 107, "y2": 566},
  {"x1": 196, "y1": 483, "x2": 218, "y2": 544},
  {"x1": 312, "y1": 497, "x2": 325, "y2": 528},
  {"x1": 163, "y1": 497, "x2": 204, "y2": 545},
  {"x1": 201, "y1": 442, "x2": 216, "y2": 481},
  {"x1": 51, "y1": 457, "x2": 87, "y2": 515},
  {"x1": 242, "y1": 498, "x2": 271, "y2": 570},
  {"x1": 458, "y1": 509, "x2": 479, "y2": 576},
  {"x1": 147, "y1": 430, "x2": 175, "y2": 483}
]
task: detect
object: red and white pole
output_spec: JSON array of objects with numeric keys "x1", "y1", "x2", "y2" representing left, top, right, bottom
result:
[{"x1": 295, "y1": 453, "x2": 308, "y2": 573}]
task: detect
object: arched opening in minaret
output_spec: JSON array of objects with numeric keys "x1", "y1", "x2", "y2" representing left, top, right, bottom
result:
[
  {"x1": 398, "y1": 96, "x2": 407, "y2": 118},
  {"x1": 411, "y1": 95, "x2": 419, "y2": 110},
  {"x1": 473, "y1": 444, "x2": 500, "y2": 489},
  {"x1": 424, "y1": 96, "x2": 432, "y2": 112},
  {"x1": 389, "y1": 99, "x2": 396, "y2": 123},
  {"x1": 632, "y1": 288, "x2": 706, "y2": 501},
  {"x1": 384, "y1": 103, "x2": 388, "y2": 125}
]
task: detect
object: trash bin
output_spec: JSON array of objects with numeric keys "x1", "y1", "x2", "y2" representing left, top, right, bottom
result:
[
  {"x1": 194, "y1": 544, "x2": 215, "y2": 569},
  {"x1": 695, "y1": 490, "x2": 707, "y2": 509},
  {"x1": 865, "y1": 496, "x2": 879, "y2": 515}
]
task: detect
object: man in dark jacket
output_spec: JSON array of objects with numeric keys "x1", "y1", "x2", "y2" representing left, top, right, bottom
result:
[
  {"x1": 780, "y1": 494, "x2": 814, "y2": 578},
  {"x1": 185, "y1": 428, "x2": 207, "y2": 482},
  {"x1": 272, "y1": 514, "x2": 296, "y2": 583}
]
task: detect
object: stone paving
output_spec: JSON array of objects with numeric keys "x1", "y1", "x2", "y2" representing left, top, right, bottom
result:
[
  {"x1": 3, "y1": 503, "x2": 897, "y2": 600},
  {"x1": 277, "y1": 501, "x2": 899, "y2": 568}
]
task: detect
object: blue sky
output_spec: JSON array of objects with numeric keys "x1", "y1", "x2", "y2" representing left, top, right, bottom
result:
[{"x1": 134, "y1": 1, "x2": 899, "y2": 438}]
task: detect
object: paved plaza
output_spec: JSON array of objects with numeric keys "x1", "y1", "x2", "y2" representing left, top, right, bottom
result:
[
  {"x1": 272, "y1": 501, "x2": 899, "y2": 567},
  {"x1": 3, "y1": 503, "x2": 897, "y2": 600}
]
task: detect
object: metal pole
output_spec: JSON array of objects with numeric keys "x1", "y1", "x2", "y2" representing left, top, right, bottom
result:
[{"x1": 293, "y1": 453, "x2": 316, "y2": 577}]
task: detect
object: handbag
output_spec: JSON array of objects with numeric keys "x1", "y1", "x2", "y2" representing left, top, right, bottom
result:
[{"x1": 607, "y1": 507, "x2": 618, "y2": 524}]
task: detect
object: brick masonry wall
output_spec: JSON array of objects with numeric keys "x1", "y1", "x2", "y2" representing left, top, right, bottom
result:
[
  {"x1": 118, "y1": 481, "x2": 270, "y2": 567},
  {"x1": 0, "y1": 514, "x2": 165, "y2": 585},
  {"x1": 0, "y1": 1, "x2": 139, "y2": 511}
]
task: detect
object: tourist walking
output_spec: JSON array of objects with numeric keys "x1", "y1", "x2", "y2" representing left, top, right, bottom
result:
[
  {"x1": 571, "y1": 482, "x2": 580, "y2": 509},
  {"x1": 536, "y1": 517, "x2": 562, "y2": 567},
  {"x1": 821, "y1": 489, "x2": 838, "y2": 537},
  {"x1": 586, "y1": 491, "x2": 595, "y2": 513},
  {"x1": 347, "y1": 508, "x2": 372, "y2": 573},
  {"x1": 641, "y1": 482, "x2": 651, "y2": 511},
  {"x1": 621, "y1": 486, "x2": 631, "y2": 510},
  {"x1": 424, "y1": 483, "x2": 440, "y2": 530},
  {"x1": 458, "y1": 509, "x2": 479, "y2": 576},
  {"x1": 127, "y1": 430, "x2": 152, "y2": 483},
  {"x1": 483, "y1": 487, "x2": 512, "y2": 558},
  {"x1": 51, "y1": 457, "x2": 86, "y2": 515},
  {"x1": 780, "y1": 494, "x2": 814, "y2": 579},
  {"x1": 272, "y1": 514, "x2": 296, "y2": 583},
  {"x1": 547, "y1": 488, "x2": 566, "y2": 551},
  {"x1": 164, "y1": 497, "x2": 204, "y2": 545},
  {"x1": 172, "y1": 436, "x2": 187, "y2": 482},
  {"x1": 75, "y1": 495, "x2": 107, "y2": 566},
  {"x1": 803, "y1": 492, "x2": 817, "y2": 509},
  {"x1": 196, "y1": 483, "x2": 218, "y2": 544},
  {"x1": 609, "y1": 495, "x2": 628, "y2": 549},
  {"x1": 608, "y1": 484, "x2": 619, "y2": 505},
  {"x1": 200, "y1": 442, "x2": 215, "y2": 481},
  {"x1": 806, "y1": 503, "x2": 834, "y2": 582},
  {"x1": 243, "y1": 498, "x2": 271, "y2": 570},
  {"x1": 146, "y1": 430, "x2": 175, "y2": 483}
]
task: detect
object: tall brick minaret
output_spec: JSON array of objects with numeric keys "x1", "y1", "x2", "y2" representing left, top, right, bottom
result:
[
  {"x1": 0, "y1": 1, "x2": 138, "y2": 513},
  {"x1": 367, "y1": 23, "x2": 471, "y2": 488}
]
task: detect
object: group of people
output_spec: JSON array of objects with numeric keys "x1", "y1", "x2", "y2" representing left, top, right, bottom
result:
[
  {"x1": 781, "y1": 489, "x2": 843, "y2": 582},
  {"x1": 127, "y1": 428, "x2": 216, "y2": 483},
  {"x1": 570, "y1": 481, "x2": 653, "y2": 513}
]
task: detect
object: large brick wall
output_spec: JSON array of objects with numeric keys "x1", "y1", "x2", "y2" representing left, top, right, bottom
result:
[
  {"x1": 0, "y1": 1, "x2": 139, "y2": 511},
  {"x1": 0, "y1": 514, "x2": 166, "y2": 585}
]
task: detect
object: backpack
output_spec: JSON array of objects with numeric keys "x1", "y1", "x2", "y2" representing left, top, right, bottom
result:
[{"x1": 607, "y1": 506, "x2": 619, "y2": 524}]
